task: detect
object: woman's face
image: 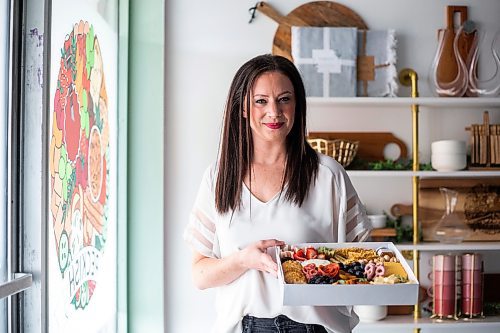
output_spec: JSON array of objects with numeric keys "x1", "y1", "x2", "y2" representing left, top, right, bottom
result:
[{"x1": 244, "y1": 71, "x2": 295, "y2": 146}]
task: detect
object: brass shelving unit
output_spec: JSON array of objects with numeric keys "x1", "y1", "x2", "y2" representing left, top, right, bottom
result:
[
  {"x1": 399, "y1": 68, "x2": 421, "y2": 333},
  {"x1": 306, "y1": 77, "x2": 500, "y2": 333}
]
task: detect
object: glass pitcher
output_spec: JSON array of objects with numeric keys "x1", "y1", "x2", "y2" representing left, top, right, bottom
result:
[
  {"x1": 467, "y1": 27, "x2": 500, "y2": 97},
  {"x1": 429, "y1": 23, "x2": 472, "y2": 97},
  {"x1": 434, "y1": 187, "x2": 472, "y2": 243}
]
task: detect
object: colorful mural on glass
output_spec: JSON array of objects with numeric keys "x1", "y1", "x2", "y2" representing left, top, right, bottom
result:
[{"x1": 49, "y1": 20, "x2": 110, "y2": 310}]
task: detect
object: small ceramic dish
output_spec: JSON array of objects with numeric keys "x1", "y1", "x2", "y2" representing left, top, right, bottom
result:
[{"x1": 367, "y1": 215, "x2": 387, "y2": 229}]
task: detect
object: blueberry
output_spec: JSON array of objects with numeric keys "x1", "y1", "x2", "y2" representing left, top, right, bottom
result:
[
  {"x1": 324, "y1": 277, "x2": 335, "y2": 284},
  {"x1": 310, "y1": 276, "x2": 326, "y2": 284}
]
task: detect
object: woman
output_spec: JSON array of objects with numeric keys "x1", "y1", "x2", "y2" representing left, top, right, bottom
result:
[{"x1": 184, "y1": 54, "x2": 371, "y2": 333}]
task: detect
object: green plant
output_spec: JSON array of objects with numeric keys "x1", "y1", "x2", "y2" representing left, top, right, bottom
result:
[
  {"x1": 383, "y1": 211, "x2": 422, "y2": 243},
  {"x1": 484, "y1": 302, "x2": 500, "y2": 316},
  {"x1": 367, "y1": 158, "x2": 432, "y2": 171}
]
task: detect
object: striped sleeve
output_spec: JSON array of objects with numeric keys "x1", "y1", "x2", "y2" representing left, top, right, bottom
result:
[
  {"x1": 183, "y1": 166, "x2": 220, "y2": 258},
  {"x1": 332, "y1": 163, "x2": 372, "y2": 243},
  {"x1": 345, "y1": 192, "x2": 371, "y2": 242},
  {"x1": 183, "y1": 208, "x2": 218, "y2": 258}
]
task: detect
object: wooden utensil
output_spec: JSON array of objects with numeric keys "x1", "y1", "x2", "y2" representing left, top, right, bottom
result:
[
  {"x1": 256, "y1": 1, "x2": 368, "y2": 61},
  {"x1": 471, "y1": 124, "x2": 477, "y2": 164},
  {"x1": 308, "y1": 132, "x2": 407, "y2": 162},
  {"x1": 466, "y1": 111, "x2": 500, "y2": 167},
  {"x1": 484, "y1": 111, "x2": 491, "y2": 166},
  {"x1": 391, "y1": 203, "x2": 441, "y2": 220}
]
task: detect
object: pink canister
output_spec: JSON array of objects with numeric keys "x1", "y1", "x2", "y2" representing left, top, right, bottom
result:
[
  {"x1": 461, "y1": 253, "x2": 483, "y2": 317},
  {"x1": 432, "y1": 254, "x2": 459, "y2": 319}
]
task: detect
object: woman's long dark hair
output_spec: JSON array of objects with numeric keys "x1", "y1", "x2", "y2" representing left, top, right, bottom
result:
[{"x1": 215, "y1": 54, "x2": 319, "y2": 214}]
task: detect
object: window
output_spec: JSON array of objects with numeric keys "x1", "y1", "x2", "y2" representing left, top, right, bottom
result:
[
  {"x1": 1, "y1": 1, "x2": 125, "y2": 331},
  {"x1": 0, "y1": 1, "x2": 33, "y2": 332},
  {"x1": 0, "y1": 0, "x2": 11, "y2": 330}
]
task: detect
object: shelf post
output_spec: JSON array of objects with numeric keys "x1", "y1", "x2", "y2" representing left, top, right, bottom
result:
[{"x1": 399, "y1": 68, "x2": 421, "y2": 321}]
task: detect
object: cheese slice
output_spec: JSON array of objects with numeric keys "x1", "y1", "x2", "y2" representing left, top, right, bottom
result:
[{"x1": 383, "y1": 262, "x2": 408, "y2": 279}]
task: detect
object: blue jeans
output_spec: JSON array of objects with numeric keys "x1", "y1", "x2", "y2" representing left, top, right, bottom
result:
[{"x1": 242, "y1": 315, "x2": 328, "y2": 333}]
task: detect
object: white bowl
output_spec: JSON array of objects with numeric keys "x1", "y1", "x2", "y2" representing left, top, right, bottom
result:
[
  {"x1": 353, "y1": 305, "x2": 388, "y2": 322},
  {"x1": 431, "y1": 153, "x2": 466, "y2": 171},
  {"x1": 431, "y1": 140, "x2": 466, "y2": 154},
  {"x1": 367, "y1": 214, "x2": 387, "y2": 229}
]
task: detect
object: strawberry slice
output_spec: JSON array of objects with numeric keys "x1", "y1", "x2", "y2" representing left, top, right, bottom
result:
[
  {"x1": 305, "y1": 247, "x2": 318, "y2": 260},
  {"x1": 293, "y1": 249, "x2": 306, "y2": 261}
]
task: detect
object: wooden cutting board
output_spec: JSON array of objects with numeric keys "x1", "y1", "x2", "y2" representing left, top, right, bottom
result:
[
  {"x1": 391, "y1": 177, "x2": 500, "y2": 241},
  {"x1": 308, "y1": 132, "x2": 408, "y2": 162},
  {"x1": 256, "y1": 1, "x2": 368, "y2": 61}
]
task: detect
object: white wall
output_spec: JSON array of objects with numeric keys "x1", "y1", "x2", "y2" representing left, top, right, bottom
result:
[{"x1": 165, "y1": 1, "x2": 500, "y2": 332}]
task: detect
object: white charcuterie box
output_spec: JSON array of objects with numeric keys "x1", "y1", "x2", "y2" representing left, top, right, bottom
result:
[{"x1": 273, "y1": 242, "x2": 419, "y2": 306}]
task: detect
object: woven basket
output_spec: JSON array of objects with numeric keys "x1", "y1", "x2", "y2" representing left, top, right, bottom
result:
[{"x1": 308, "y1": 138, "x2": 359, "y2": 167}]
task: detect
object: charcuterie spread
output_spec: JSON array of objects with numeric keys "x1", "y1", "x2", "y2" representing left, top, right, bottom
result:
[{"x1": 279, "y1": 245, "x2": 409, "y2": 285}]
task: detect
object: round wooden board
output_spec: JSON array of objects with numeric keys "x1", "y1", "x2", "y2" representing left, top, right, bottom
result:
[{"x1": 269, "y1": 1, "x2": 368, "y2": 61}]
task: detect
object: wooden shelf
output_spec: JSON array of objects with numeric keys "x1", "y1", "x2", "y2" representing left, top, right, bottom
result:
[
  {"x1": 417, "y1": 170, "x2": 500, "y2": 177},
  {"x1": 370, "y1": 228, "x2": 396, "y2": 242},
  {"x1": 354, "y1": 315, "x2": 500, "y2": 330},
  {"x1": 370, "y1": 228, "x2": 396, "y2": 238},
  {"x1": 347, "y1": 170, "x2": 500, "y2": 177},
  {"x1": 307, "y1": 97, "x2": 500, "y2": 108},
  {"x1": 396, "y1": 242, "x2": 500, "y2": 251},
  {"x1": 311, "y1": 94, "x2": 500, "y2": 332}
]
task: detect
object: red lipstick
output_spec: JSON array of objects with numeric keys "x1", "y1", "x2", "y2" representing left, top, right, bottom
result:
[{"x1": 265, "y1": 122, "x2": 284, "y2": 129}]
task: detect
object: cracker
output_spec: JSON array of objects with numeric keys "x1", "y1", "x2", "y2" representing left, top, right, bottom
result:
[
  {"x1": 334, "y1": 247, "x2": 377, "y2": 263},
  {"x1": 284, "y1": 271, "x2": 308, "y2": 284},
  {"x1": 282, "y1": 260, "x2": 303, "y2": 273}
]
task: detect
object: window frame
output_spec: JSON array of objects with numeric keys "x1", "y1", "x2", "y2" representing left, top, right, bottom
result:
[
  {"x1": 2, "y1": 0, "x2": 127, "y2": 331},
  {"x1": 0, "y1": 0, "x2": 34, "y2": 301},
  {"x1": 0, "y1": 0, "x2": 37, "y2": 332}
]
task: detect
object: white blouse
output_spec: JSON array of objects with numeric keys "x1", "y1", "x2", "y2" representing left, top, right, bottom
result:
[{"x1": 184, "y1": 154, "x2": 372, "y2": 333}]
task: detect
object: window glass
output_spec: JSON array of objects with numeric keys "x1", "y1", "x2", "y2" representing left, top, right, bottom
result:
[{"x1": 0, "y1": 0, "x2": 10, "y2": 331}]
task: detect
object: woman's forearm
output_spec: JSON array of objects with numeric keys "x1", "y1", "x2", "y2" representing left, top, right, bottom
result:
[
  {"x1": 192, "y1": 252, "x2": 247, "y2": 290},
  {"x1": 191, "y1": 239, "x2": 285, "y2": 290}
]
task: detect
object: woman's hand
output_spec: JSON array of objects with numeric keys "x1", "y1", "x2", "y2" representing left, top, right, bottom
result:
[
  {"x1": 237, "y1": 239, "x2": 285, "y2": 278},
  {"x1": 191, "y1": 239, "x2": 285, "y2": 289}
]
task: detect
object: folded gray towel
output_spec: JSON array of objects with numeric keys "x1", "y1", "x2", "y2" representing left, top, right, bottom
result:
[
  {"x1": 292, "y1": 27, "x2": 358, "y2": 97},
  {"x1": 357, "y1": 29, "x2": 398, "y2": 97}
]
